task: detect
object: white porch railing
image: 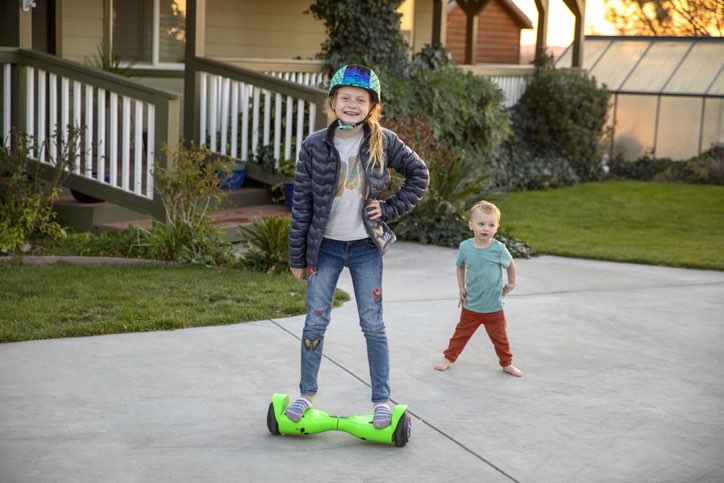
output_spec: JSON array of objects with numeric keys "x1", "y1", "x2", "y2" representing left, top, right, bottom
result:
[
  {"x1": 193, "y1": 57, "x2": 328, "y2": 170},
  {"x1": 462, "y1": 64, "x2": 535, "y2": 108},
  {"x1": 0, "y1": 48, "x2": 180, "y2": 218}
]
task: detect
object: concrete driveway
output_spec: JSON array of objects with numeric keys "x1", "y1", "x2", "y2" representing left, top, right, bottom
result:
[{"x1": 1, "y1": 242, "x2": 723, "y2": 482}]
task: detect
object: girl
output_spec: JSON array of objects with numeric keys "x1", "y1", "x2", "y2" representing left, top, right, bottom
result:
[{"x1": 286, "y1": 64, "x2": 429, "y2": 428}]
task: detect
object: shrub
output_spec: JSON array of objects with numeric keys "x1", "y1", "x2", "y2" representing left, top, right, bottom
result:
[
  {"x1": 494, "y1": 137, "x2": 580, "y2": 191},
  {"x1": 237, "y1": 216, "x2": 291, "y2": 274},
  {"x1": 147, "y1": 141, "x2": 235, "y2": 265},
  {"x1": 306, "y1": 0, "x2": 409, "y2": 76},
  {"x1": 608, "y1": 145, "x2": 724, "y2": 185},
  {"x1": 607, "y1": 154, "x2": 672, "y2": 180},
  {"x1": 0, "y1": 128, "x2": 81, "y2": 253},
  {"x1": 659, "y1": 145, "x2": 724, "y2": 184},
  {"x1": 385, "y1": 63, "x2": 511, "y2": 166},
  {"x1": 512, "y1": 67, "x2": 610, "y2": 182}
]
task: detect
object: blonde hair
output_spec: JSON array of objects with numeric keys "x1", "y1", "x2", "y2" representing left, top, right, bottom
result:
[
  {"x1": 470, "y1": 200, "x2": 501, "y2": 223},
  {"x1": 366, "y1": 103, "x2": 385, "y2": 172}
]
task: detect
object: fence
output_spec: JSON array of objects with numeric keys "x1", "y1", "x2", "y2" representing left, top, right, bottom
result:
[
  {"x1": 192, "y1": 57, "x2": 329, "y2": 170},
  {"x1": 0, "y1": 48, "x2": 180, "y2": 218},
  {"x1": 462, "y1": 64, "x2": 535, "y2": 108}
]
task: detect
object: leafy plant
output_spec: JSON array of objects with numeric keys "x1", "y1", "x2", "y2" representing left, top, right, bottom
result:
[
  {"x1": 494, "y1": 137, "x2": 580, "y2": 191},
  {"x1": 0, "y1": 128, "x2": 81, "y2": 253},
  {"x1": 306, "y1": 0, "x2": 410, "y2": 77},
  {"x1": 147, "y1": 141, "x2": 235, "y2": 265},
  {"x1": 385, "y1": 63, "x2": 511, "y2": 168},
  {"x1": 252, "y1": 144, "x2": 277, "y2": 175},
  {"x1": 237, "y1": 216, "x2": 291, "y2": 274},
  {"x1": 608, "y1": 145, "x2": 724, "y2": 185},
  {"x1": 84, "y1": 43, "x2": 135, "y2": 76},
  {"x1": 512, "y1": 66, "x2": 610, "y2": 182}
]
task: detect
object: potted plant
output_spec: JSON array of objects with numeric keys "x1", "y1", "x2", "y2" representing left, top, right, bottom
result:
[
  {"x1": 219, "y1": 161, "x2": 247, "y2": 190},
  {"x1": 277, "y1": 158, "x2": 296, "y2": 211}
]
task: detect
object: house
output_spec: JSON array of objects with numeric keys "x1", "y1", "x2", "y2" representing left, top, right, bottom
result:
[
  {"x1": 1, "y1": 0, "x2": 585, "y2": 227},
  {"x1": 447, "y1": 0, "x2": 533, "y2": 65}
]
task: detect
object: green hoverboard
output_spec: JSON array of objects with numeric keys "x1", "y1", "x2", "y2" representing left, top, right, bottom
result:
[{"x1": 267, "y1": 393, "x2": 412, "y2": 447}]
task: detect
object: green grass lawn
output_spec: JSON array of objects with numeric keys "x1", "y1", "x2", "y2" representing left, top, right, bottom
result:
[
  {"x1": 494, "y1": 180, "x2": 724, "y2": 270},
  {"x1": 0, "y1": 262, "x2": 349, "y2": 343},
  {"x1": 3, "y1": 180, "x2": 722, "y2": 343}
]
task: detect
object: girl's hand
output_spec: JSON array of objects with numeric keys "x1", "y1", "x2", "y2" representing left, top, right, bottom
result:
[
  {"x1": 290, "y1": 267, "x2": 306, "y2": 282},
  {"x1": 502, "y1": 282, "x2": 515, "y2": 296},
  {"x1": 366, "y1": 199, "x2": 382, "y2": 220}
]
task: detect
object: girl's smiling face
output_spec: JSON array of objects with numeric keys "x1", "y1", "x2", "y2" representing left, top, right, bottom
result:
[
  {"x1": 332, "y1": 86, "x2": 373, "y2": 126},
  {"x1": 469, "y1": 209, "x2": 499, "y2": 245}
]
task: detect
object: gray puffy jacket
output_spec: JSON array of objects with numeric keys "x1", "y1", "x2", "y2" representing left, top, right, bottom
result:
[{"x1": 288, "y1": 122, "x2": 429, "y2": 271}]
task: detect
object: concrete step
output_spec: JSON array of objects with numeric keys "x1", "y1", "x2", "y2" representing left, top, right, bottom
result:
[
  {"x1": 99, "y1": 203, "x2": 291, "y2": 242},
  {"x1": 53, "y1": 186, "x2": 290, "y2": 242}
]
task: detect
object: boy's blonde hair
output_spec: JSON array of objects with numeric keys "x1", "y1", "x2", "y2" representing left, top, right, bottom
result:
[{"x1": 470, "y1": 200, "x2": 501, "y2": 223}]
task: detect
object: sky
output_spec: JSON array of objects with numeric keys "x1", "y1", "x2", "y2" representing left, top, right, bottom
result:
[{"x1": 512, "y1": 0, "x2": 619, "y2": 47}]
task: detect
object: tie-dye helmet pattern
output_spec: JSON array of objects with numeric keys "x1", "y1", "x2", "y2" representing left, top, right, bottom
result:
[{"x1": 328, "y1": 64, "x2": 381, "y2": 103}]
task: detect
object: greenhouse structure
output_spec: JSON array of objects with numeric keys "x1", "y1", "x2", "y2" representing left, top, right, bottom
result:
[{"x1": 557, "y1": 36, "x2": 723, "y2": 161}]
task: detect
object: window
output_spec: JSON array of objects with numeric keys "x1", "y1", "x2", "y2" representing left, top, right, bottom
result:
[{"x1": 113, "y1": 0, "x2": 186, "y2": 66}]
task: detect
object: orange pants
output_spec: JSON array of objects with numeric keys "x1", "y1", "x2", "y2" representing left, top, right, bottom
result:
[{"x1": 443, "y1": 307, "x2": 513, "y2": 367}]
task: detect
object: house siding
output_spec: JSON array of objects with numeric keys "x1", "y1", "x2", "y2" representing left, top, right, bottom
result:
[
  {"x1": 447, "y1": 1, "x2": 523, "y2": 64},
  {"x1": 59, "y1": 0, "x2": 104, "y2": 63},
  {"x1": 206, "y1": 0, "x2": 325, "y2": 60}
]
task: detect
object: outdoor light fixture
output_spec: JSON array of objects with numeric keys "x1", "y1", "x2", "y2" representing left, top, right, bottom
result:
[{"x1": 21, "y1": 0, "x2": 36, "y2": 11}]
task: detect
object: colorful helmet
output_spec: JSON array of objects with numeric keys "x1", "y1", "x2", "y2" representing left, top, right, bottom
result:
[{"x1": 328, "y1": 64, "x2": 381, "y2": 103}]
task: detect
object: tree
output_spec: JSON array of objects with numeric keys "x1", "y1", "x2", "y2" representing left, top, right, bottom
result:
[
  {"x1": 306, "y1": 0, "x2": 410, "y2": 76},
  {"x1": 604, "y1": 0, "x2": 723, "y2": 36}
]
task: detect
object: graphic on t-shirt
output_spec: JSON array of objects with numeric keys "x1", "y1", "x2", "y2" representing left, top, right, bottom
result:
[{"x1": 336, "y1": 155, "x2": 366, "y2": 198}]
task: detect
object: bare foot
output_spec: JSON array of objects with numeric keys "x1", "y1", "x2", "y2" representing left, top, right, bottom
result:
[
  {"x1": 434, "y1": 359, "x2": 453, "y2": 371},
  {"x1": 503, "y1": 365, "x2": 524, "y2": 377}
]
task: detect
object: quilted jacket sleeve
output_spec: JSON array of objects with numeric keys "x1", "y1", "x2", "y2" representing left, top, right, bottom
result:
[
  {"x1": 379, "y1": 130, "x2": 429, "y2": 222},
  {"x1": 288, "y1": 142, "x2": 313, "y2": 269}
]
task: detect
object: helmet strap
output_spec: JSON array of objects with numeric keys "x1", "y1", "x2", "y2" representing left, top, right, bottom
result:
[{"x1": 337, "y1": 119, "x2": 358, "y2": 130}]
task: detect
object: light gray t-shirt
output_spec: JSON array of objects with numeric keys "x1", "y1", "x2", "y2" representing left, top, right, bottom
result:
[{"x1": 325, "y1": 131, "x2": 368, "y2": 241}]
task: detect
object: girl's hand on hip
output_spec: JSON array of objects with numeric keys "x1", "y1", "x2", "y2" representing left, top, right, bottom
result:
[
  {"x1": 290, "y1": 267, "x2": 306, "y2": 282},
  {"x1": 366, "y1": 199, "x2": 381, "y2": 220}
]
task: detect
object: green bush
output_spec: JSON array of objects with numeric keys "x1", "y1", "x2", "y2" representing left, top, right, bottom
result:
[
  {"x1": 0, "y1": 128, "x2": 80, "y2": 253},
  {"x1": 146, "y1": 141, "x2": 235, "y2": 265},
  {"x1": 494, "y1": 139, "x2": 580, "y2": 191},
  {"x1": 512, "y1": 67, "x2": 610, "y2": 182},
  {"x1": 386, "y1": 63, "x2": 511, "y2": 166},
  {"x1": 237, "y1": 216, "x2": 291, "y2": 274},
  {"x1": 607, "y1": 154, "x2": 672, "y2": 180},
  {"x1": 306, "y1": 0, "x2": 409, "y2": 76},
  {"x1": 608, "y1": 145, "x2": 724, "y2": 185}
]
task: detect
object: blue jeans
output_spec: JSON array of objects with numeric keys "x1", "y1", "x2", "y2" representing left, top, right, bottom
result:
[{"x1": 299, "y1": 238, "x2": 390, "y2": 403}]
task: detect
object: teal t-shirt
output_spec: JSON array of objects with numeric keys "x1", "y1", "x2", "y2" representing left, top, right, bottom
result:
[{"x1": 456, "y1": 238, "x2": 513, "y2": 314}]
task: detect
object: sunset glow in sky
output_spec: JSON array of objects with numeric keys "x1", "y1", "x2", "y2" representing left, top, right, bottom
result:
[{"x1": 513, "y1": 0, "x2": 618, "y2": 47}]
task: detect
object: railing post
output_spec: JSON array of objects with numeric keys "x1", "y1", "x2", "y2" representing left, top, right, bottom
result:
[
  {"x1": 315, "y1": 96, "x2": 328, "y2": 133},
  {"x1": 183, "y1": 0, "x2": 205, "y2": 146},
  {"x1": 12, "y1": 64, "x2": 28, "y2": 150},
  {"x1": 153, "y1": 95, "x2": 181, "y2": 221}
]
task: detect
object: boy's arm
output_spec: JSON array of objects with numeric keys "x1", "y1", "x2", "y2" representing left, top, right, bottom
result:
[
  {"x1": 457, "y1": 265, "x2": 467, "y2": 307},
  {"x1": 503, "y1": 259, "x2": 517, "y2": 296}
]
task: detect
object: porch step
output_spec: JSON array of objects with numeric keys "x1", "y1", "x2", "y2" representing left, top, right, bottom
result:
[
  {"x1": 99, "y1": 203, "x2": 291, "y2": 243},
  {"x1": 53, "y1": 186, "x2": 290, "y2": 242}
]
